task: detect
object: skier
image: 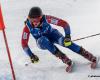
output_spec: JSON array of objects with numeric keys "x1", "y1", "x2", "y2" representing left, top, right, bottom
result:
[{"x1": 21, "y1": 7, "x2": 97, "y2": 72}]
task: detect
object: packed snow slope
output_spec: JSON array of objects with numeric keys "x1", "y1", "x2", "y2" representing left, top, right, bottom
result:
[{"x1": 0, "y1": 0, "x2": 100, "y2": 80}]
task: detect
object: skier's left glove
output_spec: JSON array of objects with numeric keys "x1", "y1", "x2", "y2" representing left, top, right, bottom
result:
[
  {"x1": 64, "y1": 35, "x2": 72, "y2": 47},
  {"x1": 30, "y1": 54, "x2": 39, "y2": 63}
]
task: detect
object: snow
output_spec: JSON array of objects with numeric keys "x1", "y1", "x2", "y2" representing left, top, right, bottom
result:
[{"x1": 0, "y1": 0, "x2": 100, "y2": 80}]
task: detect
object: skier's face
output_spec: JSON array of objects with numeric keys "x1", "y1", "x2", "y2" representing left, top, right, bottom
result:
[{"x1": 29, "y1": 16, "x2": 42, "y2": 27}]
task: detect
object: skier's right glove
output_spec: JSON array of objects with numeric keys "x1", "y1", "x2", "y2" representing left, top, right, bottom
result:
[
  {"x1": 30, "y1": 54, "x2": 39, "y2": 63},
  {"x1": 64, "y1": 35, "x2": 72, "y2": 47}
]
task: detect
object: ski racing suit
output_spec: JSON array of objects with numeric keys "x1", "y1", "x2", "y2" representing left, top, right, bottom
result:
[{"x1": 21, "y1": 15, "x2": 81, "y2": 57}]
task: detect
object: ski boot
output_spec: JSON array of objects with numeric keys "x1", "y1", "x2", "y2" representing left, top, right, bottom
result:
[
  {"x1": 54, "y1": 48, "x2": 73, "y2": 72},
  {"x1": 79, "y1": 47, "x2": 97, "y2": 69}
]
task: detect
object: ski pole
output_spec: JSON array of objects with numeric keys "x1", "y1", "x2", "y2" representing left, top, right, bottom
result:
[
  {"x1": 25, "y1": 62, "x2": 31, "y2": 66},
  {"x1": 72, "y1": 33, "x2": 100, "y2": 42},
  {"x1": 25, "y1": 61, "x2": 39, "y2": 66}
]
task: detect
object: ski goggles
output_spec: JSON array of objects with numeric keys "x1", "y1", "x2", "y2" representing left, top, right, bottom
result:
[{"x1": 29, "y1": 16, "x2": 42, "y2": 22}]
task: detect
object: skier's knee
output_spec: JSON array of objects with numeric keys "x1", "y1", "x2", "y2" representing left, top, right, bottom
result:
[
  {"x1": 37, "y1": 36, "x2": 49, "y2": 49},
  {"x1": 58, "y1": 37, "x2": 64, "y2": 46}
]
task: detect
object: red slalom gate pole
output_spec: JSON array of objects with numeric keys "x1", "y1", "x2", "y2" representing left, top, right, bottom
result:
[
  {"x1": 2, "y1": 29, "x2": 16, "y2": 80},
  {"x1": 0, "y1": 4, "x2": 16, "y2": 80}
]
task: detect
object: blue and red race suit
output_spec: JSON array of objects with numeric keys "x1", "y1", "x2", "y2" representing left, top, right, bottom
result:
[{"x1": 21, "y1": 15, "x2": 80, "y2": 57}]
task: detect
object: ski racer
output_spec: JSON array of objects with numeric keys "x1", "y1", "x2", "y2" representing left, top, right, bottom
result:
[{"x1": 21, "y1": 7, "x2": 97, "y2": 72}]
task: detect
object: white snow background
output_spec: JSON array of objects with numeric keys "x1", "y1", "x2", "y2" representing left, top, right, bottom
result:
[{"x1": 0, "y1": 0, "x2": 100, "y2": 80}]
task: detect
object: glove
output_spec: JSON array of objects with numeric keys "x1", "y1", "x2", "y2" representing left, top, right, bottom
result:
[
  {"x1": 64, "y1": 35, "x2": 72, "y2": 46},
  {"x1": 30, "y1": 54, "x2": 39, "y2": 63}
]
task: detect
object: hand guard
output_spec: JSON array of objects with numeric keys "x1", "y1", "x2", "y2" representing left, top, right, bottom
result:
[
  {"x1": 64, "y1": 35, "x2": 72, "y2": 47},
  {"x1": 30, "y1": 54, "x2": 39, "y2": 63}
]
